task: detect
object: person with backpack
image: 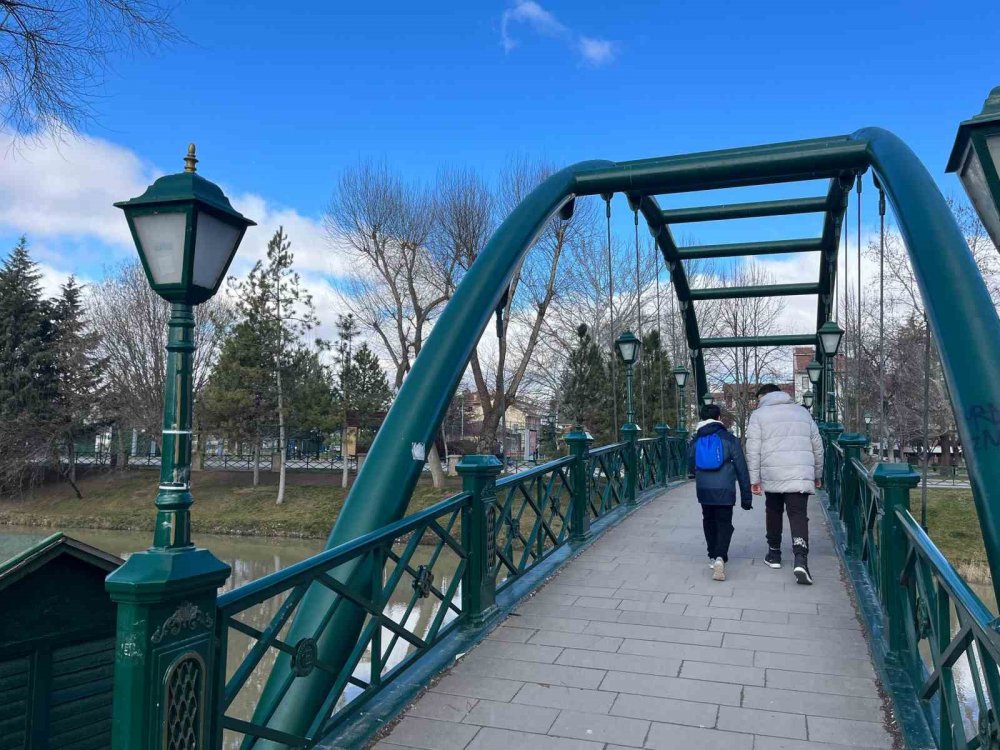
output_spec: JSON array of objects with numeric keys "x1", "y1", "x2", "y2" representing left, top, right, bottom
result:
[
  {"x1": 687, "y1": 403, "x2": 753, "y2": 581},
  {"x1": 745, "y1": 383, "x2": 824, "y2": 585}
]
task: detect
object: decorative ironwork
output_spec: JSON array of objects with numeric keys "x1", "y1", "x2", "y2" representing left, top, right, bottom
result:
[
  {"x1": 164, "y1": 653, "x2": 204, "y2": 749},
  {"x1": 412, "y1": 565, "x2": 434, "y2": 599},
  {"x1": 485, "y1": 502, "x2": 497, "y2": 570},
  {"x1": 152, "y1": 601, "x2": 214, "y2": 644},
  {"x1": 291, "y1": 637, "x2": 319, "y2": 677}
]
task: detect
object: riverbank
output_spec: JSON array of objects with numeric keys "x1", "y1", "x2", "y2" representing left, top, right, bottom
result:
[
  {"x1": 923, "y1": 487, "x2": 990, "y2": 583},
  {"x1": 0, "y1": 469, "x2": 462, "y2": 538}
]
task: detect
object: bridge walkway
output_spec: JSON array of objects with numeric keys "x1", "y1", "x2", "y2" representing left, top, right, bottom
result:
[{"x1": 375, "y1": 481, "x2": 893, "y2": 750}]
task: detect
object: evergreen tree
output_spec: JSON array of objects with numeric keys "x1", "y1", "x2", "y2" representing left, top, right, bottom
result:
[
  {"x1": 559, "y1": 324, "x2": 611, "y2": 442},
  {"x1": 0, "y1": 238, "x2": 57, "y2": 492},
  {"x1": 50, "y1": 277, "x2": 105, "y2": 496},
  {"x1": 344, "y1": 342, "x2": 392, "y2": 445},
  {"x1": 334, "y1": 313, "x2": 359, "y2": 486},
  {"x1": 635, "y1": 329, "x2": 675, "y2": 431}
]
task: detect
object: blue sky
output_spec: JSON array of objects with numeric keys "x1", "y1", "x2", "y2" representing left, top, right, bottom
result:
[{"x1": 2, "y1": 0, "x2": 998, "y2": 320}]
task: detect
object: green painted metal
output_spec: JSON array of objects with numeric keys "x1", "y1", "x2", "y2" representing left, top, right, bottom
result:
[
  {"x1": 676, "y1": 238, "x2": 822, "y2": 260},
  {"x1": 872, "y1": 464, "x2": 919, "y2": 653},
  {"x1": 700, "y1": 334, "x2": 818, "y2": 349},
  {"x1": 565, "y1": 430, "x2": 593, "y2": 542},
  {"x1": 106, "y1": 300, "x2": 231, "y2": 750},
  {"x1": 689, "y1": 282, "x2": 818, "y2": 300},
  {"x1": 947, "y1": 86, "x2": 1000, "y2": 250},
  {"x1": 661, "y1": 196, "x2": 828, "y2": 223},
  {"x1": 654, "y1": 425, "x2": 671, "y2": 485},
  {"x1": 621, "y1": 424, "x2": 639, "y2": 506},
  {"x1": 458, "y1": 456, "x2": 502, "y2": 628},
  {"x1": 835, "y1": 434, "x2": 868, "y2": 557}
]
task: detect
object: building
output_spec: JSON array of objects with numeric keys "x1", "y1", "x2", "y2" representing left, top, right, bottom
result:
[{"x1": 462, "y1": 390, "x2": 548, "y2": 460}]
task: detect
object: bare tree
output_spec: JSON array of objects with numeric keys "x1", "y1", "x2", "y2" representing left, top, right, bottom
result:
[
  {"x1": 326, "y1": 160, "x2": 453, "y2": 486},
  {"x1": 86, "y1": 260, "x2": 231, "y2": 461},
  {"x1": 1, "y1": 0, "x2": 181, "y2": 134}
]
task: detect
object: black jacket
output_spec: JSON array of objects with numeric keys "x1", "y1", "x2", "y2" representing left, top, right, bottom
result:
[{"x1": 687, "y1": 421, "x2": 752, "y2": 507}]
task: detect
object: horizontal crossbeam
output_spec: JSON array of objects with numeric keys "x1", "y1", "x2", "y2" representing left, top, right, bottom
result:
[
  {"x1": 662, "y1": 197, "x2": 828, "y2": 223},
  {"x1": 701, "y1": 334, "x2": 817, "y2": 349},
  {"x1": 677, "y1": 238, "x2": 823, "y2": 260},
  {"x1": 689, "y1": 282, "x2": 819, "y2": 300}
]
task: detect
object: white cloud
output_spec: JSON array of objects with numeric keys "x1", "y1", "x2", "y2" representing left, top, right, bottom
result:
[{"x1": 500, "y1": 1, "x2": 617, "y2": 66}]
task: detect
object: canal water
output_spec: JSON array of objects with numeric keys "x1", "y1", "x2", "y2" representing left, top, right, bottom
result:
[{"x1": 0, "y1": 526, "x2": 460, "y2": 748}]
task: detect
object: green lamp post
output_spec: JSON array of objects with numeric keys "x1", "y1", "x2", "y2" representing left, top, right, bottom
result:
[
  {"x1": 105, "y1": 145, "x2": 255, "y2": 749},
  {"x1": 947, "y1": 86, "x2": 1000, "y2": 253},
  {"x1": 817, "y1": 321, "x2": 844, "y2": 424},
  {"x1": 806, "y1": 359, "x2": 823, "y2": 421},
  {"x1": 615, "y1": 330, "x2": 641, "y2": 426},
  {"x1": 803, "y1": 389, "x2": 815, "y2": 416},
  {"x1": 672, "y1": 364, "x2": 689, "y2": 436}
]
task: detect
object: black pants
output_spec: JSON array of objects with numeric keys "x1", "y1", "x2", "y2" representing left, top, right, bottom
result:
[
  {"x1": 702, "y1": 504, "x2": 734, "y2": 562},
  {"x1": 765, "y1": 492, "x2": 809, "y2": 556}
]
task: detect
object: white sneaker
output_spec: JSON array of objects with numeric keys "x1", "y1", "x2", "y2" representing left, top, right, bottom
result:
[
  {"x1": 712, "y1": 557, "x2": 726, "y2": 581},
  {"x1": 708, "y1": 560, "x2": 717, "y2": 569}
]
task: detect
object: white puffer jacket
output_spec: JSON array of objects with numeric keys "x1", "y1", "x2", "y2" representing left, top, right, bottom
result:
[{"x1": 745, "y1": 391, "x2": 824, "y2": 495}]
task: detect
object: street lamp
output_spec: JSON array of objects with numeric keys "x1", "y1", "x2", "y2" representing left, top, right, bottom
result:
[
  {"x1": 817, "y1": 321, "x2": 845, "y2": 358},
  {"x1": 105, "y1": 145, "x2": 255, "y2": 745},
  {"x1": 672, "y1": 365, "x2": 689, "y2": 433},
  {"x1": 803, "y1": 390, "x2": 814, "y2": 410},
  {"x1": 806, "y1": 359, "x2": 823, "y2": 387},
  {"x1": 948, "y1": 86, "x2": 1000, "y2": 252},
  {"x1": 615, "y1": 330, "x2": 641, "y2": 425},
  {"x1": 701, "y1": 393, "x2": 715, "y2": 407}
]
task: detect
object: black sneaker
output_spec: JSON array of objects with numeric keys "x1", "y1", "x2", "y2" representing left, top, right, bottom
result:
[
  {"x1": 764, "y1": 548, "x2": 782, "y2": 569},
  {"x1": 793, "y1": 554, "x2": 813, "y2": 585}
]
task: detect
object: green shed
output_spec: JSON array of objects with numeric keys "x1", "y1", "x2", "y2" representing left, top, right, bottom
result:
[{"x1": 0, "y1": 533, "x2": 122, "y2": 749}]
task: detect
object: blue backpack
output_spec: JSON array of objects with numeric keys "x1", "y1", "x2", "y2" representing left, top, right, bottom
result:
[{"x1": 694, "y1": 433, "x2": 725, "y2": 471}]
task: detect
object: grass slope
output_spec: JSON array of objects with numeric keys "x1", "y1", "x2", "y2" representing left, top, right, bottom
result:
[{"x1": 0, "y1": 469, "x2": 462, "y2": 538}]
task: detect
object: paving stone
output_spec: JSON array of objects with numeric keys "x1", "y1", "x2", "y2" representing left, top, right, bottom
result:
[
  {"x1": 384, "y1": 717, "x2": 480, "y2": 750},
  {"x1": 574, "y1": 595, "x2": 622, "y2": 609},
  {"x1": 743, "y1": 685, "x2": 883, "y2": 721},
  {"x1": 807, "y1": 715, "x2": 893, "y2": 747},
  {"x1": 473, "y1": 640, "x2": 563, "y2": 664},
  {"x1": 407, "y1": 692, "x2": 477, "y2": 722},
  {"x1": 466, "y1": 727, "x2": 603, "y2": 750},
  {"x1": 512, "y1": 683, "x2": 616, "y2": 713},
  {"x1": 716, "y1": 706, "x2": 807, "y2": 740},
  {"x1": 600, "y1": 670, "x2": 742, "y2": 706},
  {"x1": 545, "y1": 583, "x2": 620, "y2": 598},
  {"x1": 502, "y1": 614, "x2": 587, "y2": 633},
  {"x1": 518, "y1": 602, "x2": 623, "y2": 623},
  {"x1": 711, "y1": 617, "x2": 863, "y2": 643},
  {"x1": 679, "y1": 659, "x2": 765, "y2": 686},
  {"x1": 584, "y1": 619, "x2": 723, "y2": 646},
  {"x1": 684, "y1": 604, "x2": 741, "y2": 620},
  {"x1": 753, "y1": 736, "x2": 871, "y2": 750},
  {"x1": 616, "y1": 609, "x2": 711, "y2": 630},
  {"x1": 454, "y1": 655, "x2": 605, "y2": 689},
  {"x1": 610, "y1": 692, "x2": 718, "y2": 727},
  {"x1": 644, "y1": 722, "x2": 754, "y2": 750},
  {"x1": 463, "y1": 699, "x2": 558, "y2": 733},
  {"x1": 431, "y1": 673, "x2": 523, "y2": 702},
  {"x1": 764, "y1": 669, "x2": 878, "y2": 698},
  {"x1": 618, "y1": 637, "x2": 755, "y2": 667},
  {"x1": 753, "y1": 650, "x2": 876, "y2": 679},
  {"x1": 487, "y1": 625, "x2": 536, "y2": 643},
  {"x1": 547, "y1": 708, "x2": 650, "y2": 746},
  {"x1": 557, "y1": 647, "x2": 680, "y2": 677},
  {"x1": 787, "y1": 612, "x2": 861, "y2": 630},
  {"x1": 740, "y1": 608, "x2": 790, "y2": 624},
  {"x1": 615, "y1": 587, "x2": 668, "y2": 602},
  {"x1": 527, "y1": 629, "x2": 622, "y2": 652},
  {"x1": 615, "y1": 599, "x2": 687, "y2": 615},
  {"x1": 722, "y1": 632, "x2": 870, "y2": 659},
  {"x1": 527, "y1": 593, "x2": 578, "y2": 607},
  {"x1": 719, "y1": 596, "x2": 818, "y2": 614}
]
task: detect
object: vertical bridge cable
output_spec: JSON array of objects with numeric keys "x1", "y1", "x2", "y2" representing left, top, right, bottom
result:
[
  {"x1": 921, "y1": 311, "x2": 931, "y2": 529},
  {"x1": 875, "y1": 177, "x2": 887, "y2": 461},
  {"x1": 654, "y1": 230, "x2": 665, "y2": 425},
  {"x1": 856, "y1": 177, "x2": 863, "y2": 430},
  {"x1": 632, "y1": 199, "x2": 646, "y2": 431},
  {"x1": 603, "y1": 194, "x2": 619, "y2": 434}
]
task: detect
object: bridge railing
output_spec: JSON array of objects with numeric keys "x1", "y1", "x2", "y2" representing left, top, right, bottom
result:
[
  {"x1": 826, "y1": 432, "x2": 1000, "y2": 748},
  {"x1": 203, "y1": 427, "x2": 688, "y2": 748}
]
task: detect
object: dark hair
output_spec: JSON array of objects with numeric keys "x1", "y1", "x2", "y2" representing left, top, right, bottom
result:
[
  {"x1": 756, "y1": 383, "x2": 781, "y2": 398},
  {"x1": 700, "y1": 404, "x2": 721, "y2": 421}
]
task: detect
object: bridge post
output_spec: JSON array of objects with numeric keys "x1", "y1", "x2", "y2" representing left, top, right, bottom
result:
[
  {"x1": 837, "y1": 434, "x2": 869, "y2": 557},
  {"x1": 621, "y1": 423, "x2": 640, "y2": 505},
  {"x1": 655, "y1": 424, "x2": 670, "y2": 485},
  {"x1": 566, "y1": 429, "x2": 593, "y2": 542},
  {"x1": 458, "y1": 455, "x2": 502, "y2": 628},
  {"x1": 821, "y1": 422, "x2": 844, "y2": 510},
  {"x1": 873, "y1": 464, "x2": 920, "y2": 653}
]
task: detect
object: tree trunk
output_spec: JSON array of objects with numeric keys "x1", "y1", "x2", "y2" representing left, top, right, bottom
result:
[
  {"x1": 276, "y1": 364, "x2": 287, "y2": 505},
  {"x1": 116, "y1": 425, "x2": 127, "y2": 470},
  {"x1": 427, "y1": 443, "x2": 445, "y2": 488},
  {"x1": 252, "y1": 436, "x2": 260, "y2": 487}
]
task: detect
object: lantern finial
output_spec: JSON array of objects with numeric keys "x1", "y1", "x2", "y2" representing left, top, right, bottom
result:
[{"x1": 184, "y1": 143, "x2": 198, "y2": 173}]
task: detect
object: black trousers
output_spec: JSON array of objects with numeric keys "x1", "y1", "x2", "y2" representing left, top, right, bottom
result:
[
  {"x1": 701, "y1": 504, "x2": 734, "y2": 562},
  {"x1": 765, "y1": 492, "x2": 810, "y2": 556}
]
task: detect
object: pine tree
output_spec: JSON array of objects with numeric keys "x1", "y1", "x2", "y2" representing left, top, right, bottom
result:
[
  {"x1": 0, "y1": 237, "x2": 57, "y2": 491},
  {"x1": 560, "y1": 324, "x2": 611, "y2": 442},
  {"x1": 342, "y1": 342, "x2": 392, "y2": 449},
  {"x1": 50, "y1": 277, "x2": 105, "y2": 496},
  {"x1": 334, "y1": 313, "x2": 359, "y2": 487},
  {"x1": 635, "y1": 329, "x2": 675, "y2": 431}
]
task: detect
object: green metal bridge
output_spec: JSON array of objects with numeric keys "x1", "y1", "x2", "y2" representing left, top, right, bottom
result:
[{"x1": 95, "y1": 109, "x2": 1000, "y2": 749}]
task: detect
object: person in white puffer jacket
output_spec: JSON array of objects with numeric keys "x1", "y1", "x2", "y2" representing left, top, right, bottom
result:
[{"x1": 745, "y1": 384, "x2": 824, "y2": 585}]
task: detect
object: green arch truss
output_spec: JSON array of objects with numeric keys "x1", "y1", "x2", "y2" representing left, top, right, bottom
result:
[{"x1": 253, "y1": 128, "x2": 1000, "y2": 744}]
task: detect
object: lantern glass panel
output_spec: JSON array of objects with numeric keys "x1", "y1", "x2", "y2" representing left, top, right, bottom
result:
[
  {"x1": 193, "y1": 210, "x2": 242, "y2": 290},
  {"x1": 673, "y1": 369, "x2": 688, "y2": 388},
  {"x1": 133, "y1": 212, "x2": 187, "y2": 285},
  {"x1": 960, "y1": 135, "x2": 1000, "y2": 249}
]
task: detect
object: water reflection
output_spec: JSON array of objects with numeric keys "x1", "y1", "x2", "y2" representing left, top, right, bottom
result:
[{"x1": 0, "y1": 527, "x2": 460, "y2": 748}]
